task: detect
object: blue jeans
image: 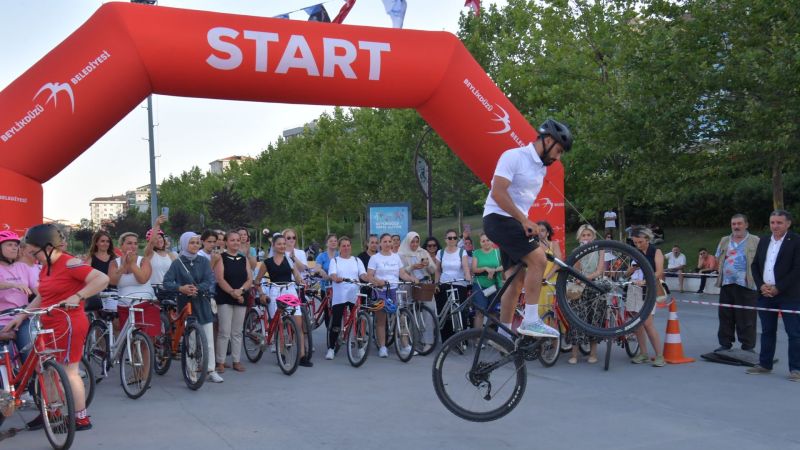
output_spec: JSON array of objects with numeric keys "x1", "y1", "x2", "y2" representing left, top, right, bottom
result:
[{"x1": 757, "y1": 297, "x2": 800, "y2": 371}]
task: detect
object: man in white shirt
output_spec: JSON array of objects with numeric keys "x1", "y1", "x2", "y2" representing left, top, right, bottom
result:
[
  {"x1": 665, "y1": 245, "x2": 687, "y2": 292},
  {"x1": 482, "y1": 119, "x2": 572, "y2": 338},
  {"x1": 747, "y1": 210, "x2": 800, "y2": 380}
]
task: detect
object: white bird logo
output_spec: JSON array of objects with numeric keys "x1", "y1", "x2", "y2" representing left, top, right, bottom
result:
[
  {"x1": 34, "y1": 82, "x2": 75, "y2": 113},
  {"x1": 539, "y1": 197, "x2": 555, "y2": 214},
  {"x1": 488, "y1": 104, "x2": 511, "y2": 135}
]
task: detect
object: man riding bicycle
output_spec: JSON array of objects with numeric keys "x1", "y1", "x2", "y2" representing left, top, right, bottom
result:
[{"x1": 482, "y1": 118, "x2": 573, "y2": 339}]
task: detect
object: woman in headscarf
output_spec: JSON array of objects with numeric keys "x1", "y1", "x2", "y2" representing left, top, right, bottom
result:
[
  {"x1": 163, "y1": 232, "x2": 221, "y2": 382},
  {"x1": 398, "y1": 232, "x2": 435, "y2": 285}
]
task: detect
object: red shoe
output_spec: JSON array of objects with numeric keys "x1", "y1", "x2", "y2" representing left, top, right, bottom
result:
[{"x1": 76, "y1": 416, "x2": 93, "y2": 431}]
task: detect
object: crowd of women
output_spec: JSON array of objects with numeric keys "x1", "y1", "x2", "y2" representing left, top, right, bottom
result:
[{"x1": 0, "y1": 216, "x2": 669, "y2": 434}]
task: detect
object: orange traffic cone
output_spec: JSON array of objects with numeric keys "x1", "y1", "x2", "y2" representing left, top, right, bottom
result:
[{"x1": 662, "y1": 300, "x2": 694, "y2": 364}]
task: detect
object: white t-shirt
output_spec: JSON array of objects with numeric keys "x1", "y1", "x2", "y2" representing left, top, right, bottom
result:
[
  {"x1": 666, "y1": 253, "x2": 686, "y2": 270},
  {"x1": 483, "y1": 143, "x2": 546, "y2": 218},
  {"x1": 328, "y1": 256, "x2": 367, "y2": 306},
  {"x1": 603, "y1": 211, "x2": 617, "y2": 228},
  {"x1": 439, "y1": 248, "x2": 467, "y2": 286},
  {"x1": 368, "y1": 252, "x2": 403, "y2": 288}
]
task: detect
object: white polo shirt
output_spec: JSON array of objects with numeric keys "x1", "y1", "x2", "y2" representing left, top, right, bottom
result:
[
  {"x1": 763, "y1": 233, "x2": 785, "y2": 285},
  {"x1": 483, "y1": 143, "x2": 546, "y2": 218}
]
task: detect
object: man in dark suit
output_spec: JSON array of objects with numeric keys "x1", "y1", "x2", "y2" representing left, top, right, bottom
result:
[{"x1": 747, "y1": 210, "x2": 800, "y2": 381}]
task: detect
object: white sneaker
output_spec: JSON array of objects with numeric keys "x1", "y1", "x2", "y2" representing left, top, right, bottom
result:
[
  {"x1": 325, "y1": 348, "x2": 335, "y2": 360},
  {"x1": 378, "y1": 346, "x2": 388, "y2": 358},
  {"x1": 207, "y1": 371, "x2": 224, "y2": 383},
  {"x1": 402, "y1": 345, "x2": 413, "y2": 355}
]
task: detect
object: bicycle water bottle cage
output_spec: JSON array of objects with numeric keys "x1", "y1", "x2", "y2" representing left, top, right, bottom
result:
[{"x1": 276, "y1": 294, "x2": 301, "y2": 308}]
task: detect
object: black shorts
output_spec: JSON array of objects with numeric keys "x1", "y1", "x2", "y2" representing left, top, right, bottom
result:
[{"x1": 483, "y1": 213, "x2": 539, "y2": 267}]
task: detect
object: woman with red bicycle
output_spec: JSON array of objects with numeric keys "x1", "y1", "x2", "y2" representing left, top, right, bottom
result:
[
  {"x1": 256, "y1": 234, "x2": 311, "y2": 367},
  {"x1": 325, "y1": 236, "x2": 368, "y2": 360},
  {"x1": 163, "y1": 232, "x2": 221, "y2": 383},
  {"x1": 0, "y1": 231, "x2": 39, "y2": 358},
  {"x1": 8, "y1": 224, "x2": 109, "y2": 431},
  {"x1": 367, "y1": 233, "x2": 418, "y2": 358}
]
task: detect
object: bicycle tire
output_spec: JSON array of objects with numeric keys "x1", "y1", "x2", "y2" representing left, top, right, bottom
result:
[
  {"x1": 412, "y1": 303, "x2": 439, "y2": 356},
  {"x1": 432, "y1": 328, "x2": 526, "y2": 422},
  {"x1": 301, "y1": 304, "x2": 314, "y2": 361},
  {"x1": 79, "y1": 356, "x2": 96, "y2": 407},
  {"x1": 556, "y1": 240, "x2": 656, "y2": 338},
  {"x1": 39, "y1": 359, "x2": 75, "y2": 450},
  {"x1": 538, "y1": 311, "x2": 560, "y2": 367},
  {"x1": 276, "y1": 316, "x2": 300, "y2": 375},
  {"x1": 624, "y1": 334, "x2": 640, "y2": 358},
  {"x1": 385, "y1": 314, "x2": 395, "y2": 348},
  {"x1": 119, "y1": 330, "x2": 154, "y2": 399},
  {"x1": 346, "y1": 311, "x2": 371, "y2": 367},
  {"x1": 154, "y1": 312, "x2": 172, "y2": 376},
  {"x1": 181, "y1": 322, "x2": 208, "y2": 390},
  {"x1": 394, "y1": 309, "x2": 416, "y2": 363},
  {"x1": 242, "y1": 309, "x2": 264, "y2": 363},
  {"x1": 559, "y1": 334, "x2": 573, "y2": 353},
  {"x1": 84, "y1": 320, "x2": 109, "y2": 383},
  {"x1": 604, "y1": 339, "x2": 612, "y2": 371}
]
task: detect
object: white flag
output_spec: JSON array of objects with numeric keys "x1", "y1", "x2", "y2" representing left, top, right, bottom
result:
[{"x1": 382, "y1": 0, "x2": 407, "y2": 28}]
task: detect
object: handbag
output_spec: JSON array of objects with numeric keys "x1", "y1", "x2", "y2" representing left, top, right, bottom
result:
[{"x1": 177, "y1": 257, "x2": 217, "y2": 314}]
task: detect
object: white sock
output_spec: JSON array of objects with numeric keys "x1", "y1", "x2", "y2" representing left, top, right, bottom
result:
[
  {"x1": 499, "y1": 323, "x2": 513, "y2": 339},
  {"x1": 523, "y1": 304, "x2": 539, "y2": 322}
]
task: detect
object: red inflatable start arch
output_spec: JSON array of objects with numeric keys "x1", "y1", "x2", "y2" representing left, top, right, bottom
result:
[{"x1": 0, "y1": 3, "x2": 565, "y2": 245}]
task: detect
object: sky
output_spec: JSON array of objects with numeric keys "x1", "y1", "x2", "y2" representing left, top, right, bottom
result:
[{"x1": 0, "y1": 0, "x2": 506, "y2": 224}]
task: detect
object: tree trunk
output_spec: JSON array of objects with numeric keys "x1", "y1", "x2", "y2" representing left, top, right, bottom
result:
[
  {"x1": 617, "y1": 197, "x2": 626, "y2": 242},
  {"x1": 772, "y1": 158, "x2": 784, "y2": 210}
]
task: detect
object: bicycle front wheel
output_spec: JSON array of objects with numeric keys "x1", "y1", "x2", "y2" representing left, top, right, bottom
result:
[
  {"x1": 38, "y1": 359, "x2": 75, "y2": 450},
  {"x1": 119, "y1": 330, "x2": 154, "y2": 399},
  {"x1": 154, "y1": 312, "x2": 172, "y2": 376},
  {"x1": 243, "y1": 309, "x2": 265, "y2": 363},
  {"x1": 538, "y1": 311, "x2": 560, "y2": 367},
  {"x1": 276, "y1": 316, "x2": 300, "y2": 375},
  {"x1": 412, "y1": 302, "x2": 439, "y2": 356},
  {"x1": 556, "y1": 240, "x2": 657, "y2": 338},
  {"x1": 394, "y1": 309, "x2": 416, "y2": 363},
  {"x1": 432, "y1": 328, "x2": 527, "y2": 422},
  {"x1": 346, "y1": 311, "x2": 371, "y2": 367},
  {"x1": 84, "y1": 320, "x2": 109, "y2": 383},
  {"x1": 301, "y1": 304, "x2": 314, "y2": 361},
  {"x1": 181, "y1": 322, "x2": 208, "y2": 390}
]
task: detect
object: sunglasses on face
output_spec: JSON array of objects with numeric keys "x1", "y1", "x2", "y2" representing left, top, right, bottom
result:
[
  {"x1": 446, "y1": 236, "x2": 458, "y2": 240},
  {"x1": 286, "y1": 236, "x2": 296, "y2": 240}
]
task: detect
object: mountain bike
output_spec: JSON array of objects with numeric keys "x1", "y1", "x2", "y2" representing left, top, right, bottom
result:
[
  {"x1": 432, "y1": 240, "x2": 657, "y2": 422},
  {"x1": 83, "y1": 293, "x2": 155, "y2": 400},
  {"x1": 0, "y1": 305, "x2": 76, "y2": 449}
]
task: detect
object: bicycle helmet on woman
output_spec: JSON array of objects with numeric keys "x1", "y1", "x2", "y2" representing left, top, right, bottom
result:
[{"x1": 24, "y1": 223, "x2": 64, "y2": 275}]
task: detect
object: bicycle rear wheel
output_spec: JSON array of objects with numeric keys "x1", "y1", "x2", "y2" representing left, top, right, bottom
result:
[
  {"x1": 538, "y1": 311, "x2": 560, "y2": 367},
  {"x1": 119, "y1": 330, "x2": 154, "y2": 399},
  {"x1": 181, "y1": 322, "x2": 208, "y2": 390},
  {"x1": 154, "y1": 312, "x2": 172, "y2": 376},
  {"x1": 432, "y1": 328, "x2": 527, "y2": 422},
  {"x1": 276, "y1": 316, "x2": 300, "y2": 375},
  {"x1": 412, "y1": 302, "x2": 439, "y2": 356},
  {"x1": 556, "y1": 240, "x2": 656, "y2": 338},
  {"x1": 242, "y1": 309, "x2": 265, "y2": 363},
  {"x1": 84, "y1": 320, "x2": 109, "y2": 383},
  {"x1": 78, "y1": 356, "x2": 95, "y2": 407},
  {"x1": 38, "y1": 359, "x2": 75, "y2": 450},
  {"x1": 346, "y1": 311, "x2": 371, "y2": 367}
]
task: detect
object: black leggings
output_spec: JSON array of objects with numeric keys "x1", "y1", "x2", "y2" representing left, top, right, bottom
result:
[{"x1": 328, "y1": 302, "x2": 354, "y2": 350}]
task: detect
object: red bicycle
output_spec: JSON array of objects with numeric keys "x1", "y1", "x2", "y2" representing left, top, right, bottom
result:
[
  {"x1": 242, "y1": 285, "x2": 301, "y2": 375},
  {"x1": 0, "y1": 305, "x2": 76, "y2": 450},
  {"x1": 327, "y1": 279, "x2": 371, "y2": 367}
]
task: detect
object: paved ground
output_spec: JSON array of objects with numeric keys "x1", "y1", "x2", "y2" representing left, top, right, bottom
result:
[{"x1": 5, "y1": 291, "x2": 799, "y2": 450}]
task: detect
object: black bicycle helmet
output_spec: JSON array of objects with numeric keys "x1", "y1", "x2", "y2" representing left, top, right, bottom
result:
[
  {"x1": 538, "y1": 119, "x2": 573, "y2": 151},
  {"x1": 24, "y1": 224, "x2": 64, "y2": 274}
]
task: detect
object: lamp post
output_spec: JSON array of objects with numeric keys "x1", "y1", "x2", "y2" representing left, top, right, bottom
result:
[{"x1": 413, "y1": 127, "x2": 433, "y2": 238}]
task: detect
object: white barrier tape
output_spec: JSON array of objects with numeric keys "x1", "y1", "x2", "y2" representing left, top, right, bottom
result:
[{"x1": 672, "y1": 298, "x2": 800, "y2": 315}]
